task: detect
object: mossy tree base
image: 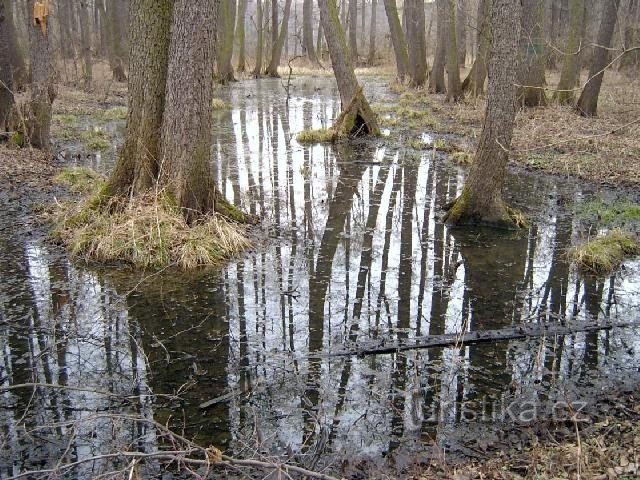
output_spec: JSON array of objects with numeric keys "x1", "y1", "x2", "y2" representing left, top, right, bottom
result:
[
  {"x1": 444, "y1": 188, "x2": 526, "y2": 230},
  {"x1": 332, "y1": 86, "x2": 380, "y2": 138}
]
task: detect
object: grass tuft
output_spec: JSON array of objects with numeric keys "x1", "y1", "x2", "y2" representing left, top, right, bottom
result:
[
  {"x1": 95, "y1": 106, "x2": 128, "y2": 121},
  {"x1": 81, "y1": 128, "x2": 111, "y2": 151},
  {"x1": 296, "y1": 128, "x2": 337, "y2": 145},
  {"x1": 212, "y1": 98, "x2": 230, "y2": 110},
  {"x1": 577, "y1": 199, "x2": 640, "y2": 227},
  {"x1": 54, "y1": 167, "x2": 105, "y2": 193},
  {"x1": 568, "y1": 229, "x2": 640, "y2": 275}
]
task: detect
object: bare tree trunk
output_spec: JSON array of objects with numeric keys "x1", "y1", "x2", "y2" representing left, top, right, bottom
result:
[
  {"x1": 461, "y1": 0, "x2": 489, "y2": 96},
  {"x1": 253, "y1": 0, "x2": 264, "y2": 76},
  {"x1": 236, "y1": 0, "x2": 247, "y2": 72},
  {"x1": 620, "y1": 0, "x2": 639, "y2": 71},
  {"x1": 457, "y1": 0, "x2": 467, "y2": 65},
  {"x1": 348, "y1": 0, "x2": 357, "y2": 60},
  {"x1": 547, "y1": 0, "x2": 560, "y2": 68},
  {"x1": 78, "y1": 0, "x2": 92, "y2": 90},
  {"x1": 265, "y1": 0, "x2": 293, "y2": 76},
  {"x1": 445, "y1": 0, "x2": 522, "y2": 228},
  {"x1": 5, "y1": 0, "x2": 26, "y2": 91},
  {"x1": 367, "y1": 0, "x2": 377, "y2": 64},
  {"x1": 316, "y1": 18, "x2": 324, "y2": 59},
  {"x1": 576, "y1": 0, "x2": 621, "y2": 116},
  {"x1": 429, "y1": 0, "x2": 447, "y2": 92},
  {"x1": 445, "y1": 0, "x2": 462, "y2": 100},
  {"x1": 0, "y1": 0, "x2": 15, "y2": 131},
  {"x1": 107, "y1": 0, "x2": 172, "y2": 196},
  {"x1": 271, "y1": 0, "x2": 278, "y2": 49},
  {"x1": 160, "y1": 0, "x2": 218, "y2": 224},
  {"x1": 405, "y1": 0, "x2": 427, "y2": 86},
  {"x1": 217, "y1": 0, "x2": 236, "y2": 82},
  {"x1": 317, "y1": 0, "x2": 380, "y2": 136},
  {"x1": 517, "y1": 0, "x2": 547, "y2": 106},
  {"x1": 382, "y1": 0, "x2": 410, "y2": 81},
  {"x1": 360, "y1": 0, "x2": 366, "y2": 52},
  {"x1": 554, "y1": 0, "x2": 583, "y2": 104},
  {"x1": 303, "y1": 0, "x2": 319, "y2": 63},
  {"x1": 26, "y1": 0, "x2": 55, "y2": 150}
]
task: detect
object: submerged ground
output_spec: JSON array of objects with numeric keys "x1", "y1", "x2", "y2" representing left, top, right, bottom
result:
[{"x1": 1, "y1": 74, "x2": 639, "y2": 479}]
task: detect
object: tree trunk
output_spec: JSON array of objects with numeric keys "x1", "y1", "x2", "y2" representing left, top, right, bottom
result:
[
  {"x1": 26, "y1": 0, "x2": 55, "y2": 150},
  {"x1": 348, "y1": 0, "x2": 357, "y2": 60},
  {"x1": 106, "y1": 0, "x2": 128, "y2": 82},
  {"x1": 265, "y1": 0, "x2": 292, "y2": 76},
  {"x1": 159, "y1": 0, "x2": 218, "y2": 224},
  {"x1": 303, "y1": 0, "x2": 319, "y2": 63},
  {"x1": 461, "y1": 0, "x2": 489, "y2": 96},
  {"x1": 316, "y1": 17, "x2": 324, "y2": 59},
  {"x1": 445, "y1": 0, "x2": 462, "y2": 100},
  {"x1": 429, "y1": 0, "x2": 447, "y2": 92},
  {"x1": 405, "y1": 0, "x2": 427, "y2": 86},
  {"x1": 367, "y1": 0, "x2": 377, "y2": 64},
  {"x1": 5, "y1": 0, "x2": 27, "y2": 91},
  {"x1": 620, "y1": 0, "x2": 639, "y2": 71},
  {"x1": 107, "y1": 0, "x2": 172, "y2": 197},
  {"x1": 576, "y1": 0, "x2": 621, "y2": 116},
  {"x1": 554, "y1": 0, "x2": 583, "y2": 104},
  {"x1": 517, "y1": 0, "x2": 547, "y2": 106},
  {"x1": 444, "y1": 0, "x2": 522, "y2": 228},
  {"x1": 382, "y1": 0, "x2": 410, "y2": 81},
  {"x1": 236, "y1": 0, "x2": 246, "y2": 72},
  {"x1": 78, "y1": 0, "x2": 92, "y2": 91},
  {"x1": 0, "y1": 0, "x2": 16, "y2": 131},
  {"x1": 457, "y1": 0, "x2": 467, "y2": 66},
  {"x1": 360, "y1": 0, "x2": 366, "y2": 52},
  {"x1": 317, "y1": 0, "x2": 380, "y2": 136},
  {"x1": 253, "y1": 0, "x2": 264, "y2": 76},
  {"x1": 217, "y1": 0, "x2": 236, "y2": 82}
]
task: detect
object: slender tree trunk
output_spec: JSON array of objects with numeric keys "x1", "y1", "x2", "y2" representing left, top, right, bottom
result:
[
  {"x1": 348, "y1": 0, "x2": 357, "y2": 60},
  {"x1": 271, "y1": 0, "x2": 278, "y2": 49},
  {"x1": 5, "y1": 0, "x2": 27, "y2": 90},
  {"x1": 236, "y1": 0, "x2": 247, "y2": 72},
  {"x1": 303, "y1": 0, "x2": 319, "y2": 63},
  {"x1": 620, "y1": 0, "x2": 639, "y2": 71},
  {"x1": 445, "y1": 0, "x2": 462, "y2": 100},
  {"x1": 575, "y1": 0, "x2": 621, "y2": 116},
  {"x1": 160, "y1": 0, "x2": 218, "y2": 224},
  {"x1": 367, "y1": 0, "x2": 377, "y2": 64},
  {"x1": 461, "y1": 0, "x2": 489, "y2": 96},
  {"x1": 360, "y1": 0, "x2": 366, "y2": 52},
  {"x1": 547, "y1": 0, "x2": 559, "y2": 68},
  {"x1": 26, "y1": 0, "x2": 55, "y2": 150},
  {"x1": 0, "y1": 0, "x2": 15, "y2": 131},
  {"x1": 317, "y1": 0, "x2": 380, "y2": 135},
  {"x1": 253, "y1": 0, "x2": 264, "y2": 75},
  {"x1": 217, "y1": 0, "x2": 236, "y2": 82},
  {"x1": 429, "y1": 0, "x2": 447, "y2": 92},
  {"x1": 316, "y1": 18, "x2": 324, "y2": 59},
  {"x1": 445, "y1": 0, "x2": 522, "y2": 228},
  {"x1": 78, "y1": 0, "x2": 92, "y2": 90},
  {"x1": 517, "y1": 0, "x2": 547, "y2": 106},
  {"x1": 265, "y1": 0, "x2": 293, "y2": 76},
  {"x1": 382, "y1": 0, "x2": 410, "y2": 81},
  {"x1": 107, "y1": 0, "x2": 172, "y2": 196},
  {"x1": 554, "y1": 0, "x2": 583, "y2": 104},
  {"x1": 457, "y1": 0, "x2": 467, "y2": 65},
  {"x1": 405, "y1": 0, "x2": 427, "y2": 86}
]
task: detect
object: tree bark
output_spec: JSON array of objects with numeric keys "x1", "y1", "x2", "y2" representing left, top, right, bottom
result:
[
  {"x1": 265, "y1": 0, "x2": 292, "y2": 76},
  {"x1": 253, "y1": 0, "x2": 264, "y2": 76},
  {"x1": 159, "y1": 0, "x2": 218, "y2": 224},
  {"x1": 429, "y1": 0, "x2": 447, "y2": 92},
  {"x1": 382, "y1": 0, "x2": 410, "y2": 81},
  {"x1": 4, "y1": 0, "x2": 27, "y2": 91},
  {"x1": 317, "y1": 0, "x2": 380, "y2": 136},
  {"x1": 0, "y1": 0, "x2": 15, "y2": 131},
  {"x1": 445, "y1": 0, "x2": 522, "y2": 228},
  {"x1": 78, "y1": 0, "x2": 92, "y2": 91},
  {"x1": 445, "y1": 0, "x2": 462, "y2": 100},
  {"x1": 348, "y1": 0, "x2": 357, "y2": 60},
  {"x1": 217, "y1": 0, "x2": 236, "y2": 82},
  {"x1": 517, "y1": 0, "x2": 547, "y2": 106},
  {"x1": 367, "y1": 0, "x2": 377, "y2": 64},
  {"x1": 620, "y1": 0, "x2": 639, "y2": 71},
  {"x1": 461, "y1": 0, "x2": 489, "y2": 96},
  {"x1": 303, "y1": 0, "x2": 319, "y2": 63},
  {"x1": 236, "y1": 0, "x2": 247, "y2": 72},
  {"x1": 457, "y1": 0, "x2": 467, "y2": 65},
  {"x1": 576, "y1": 0, "x2": 621, "y2": 116},
  {"x1": 105, "y1": 0, "x2": 128, "y2": 81},
  {"x1": 554, "y1": 0, "x2": 583, "y2": 104},
  {"x1": 405, "y1": 0, "x2": 427, "y2": 86}
]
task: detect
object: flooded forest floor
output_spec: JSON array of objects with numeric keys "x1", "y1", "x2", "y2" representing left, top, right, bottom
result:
[{"x1": 1, "y1": 67, "x2": 640, "y2": 479}]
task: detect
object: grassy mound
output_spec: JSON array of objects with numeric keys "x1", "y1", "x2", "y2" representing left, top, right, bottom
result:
[
  {"x1": 568, "y1": 229, "x2": 640, "y2": 275},
  {"x1": 296, "y1": 128, "x2": 338, "y2": 145},
  {"x1": 55, "y1": 168, "x2": 250, "y2": 269}
]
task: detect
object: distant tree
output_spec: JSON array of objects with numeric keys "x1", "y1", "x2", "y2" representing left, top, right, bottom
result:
[
  {"x1": 517, "y1": 0, "x2": 547, "y2": 106},
  {"x1": 445, "y1": 0, "x2": 462, "y2": 100},
  {"x1": 0, "y1": 0, "x2": 15, "y2": 131},
  {"x1": 78, "y1": 0, "x2": 92, "y2": 90},
  {"x1": 317, "y1": 0, "x2": 379, "y2": 136},
  {"x1": 236, "y1": 0, "x2": 247, "y2": 72},
  {"x1": 265, "y1": 0, "x2": 292, "y2": 76},
  {"x1": 367, "y1": 0, "x2": 377, "y2": 65},
  {"x1": 99, "y1": 0, "x2": 128, "y2": 81},
  {"x1": 348, "y1": 0, "x2": 357, "y2": 59},
  {"x1": 253, "y1": 0, "x2": 264, "y2": 76},
  {"x1": 620, "y1": 0, "x2": 639, "y2": 71},
  {"x1": 429, "y1": 0, "x2": 447, "y2": 92},
  {"x1": 4, "y1": 0, "x2": 26, "y2": 90},
  {"x1": 444, "y1": 0, "x2": 522, "y2": 228},
  {"x1": 576, "y1": 0, "x2": 621, "y2": 116},
  {"x1": 303, "y1": 0, "x2": 319, "y2": 64},
  {"x1": 405, "y1": 0, "x2": 427, "y2": 86},
  {"x1": 217, "y1": 0, "x2": 236, "y2": 82},
  {"x1": 382, "y1": 0, "x2": 410, "y2": 81},
  {"x1": 554, "y1": 0, "x2": 583, "y2": 104},
  {"x1": 461, "y1": 0, "x2": 489, "y2": 96},
  {"x1": 457, "y1": 0, "x2": 467, "y2": 65}
]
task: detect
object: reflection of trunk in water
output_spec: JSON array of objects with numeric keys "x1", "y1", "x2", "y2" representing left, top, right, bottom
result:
[
  {"x1": 582, "y1": 275, "x2": 605, "y2": 375},
  {"x1": 239, "y1": 109, "x2": 257, "y2": 216}
]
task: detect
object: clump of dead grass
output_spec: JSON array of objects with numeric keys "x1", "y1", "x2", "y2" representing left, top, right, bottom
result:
[
  {"x1": 54, "y1": 166, "x2": 105, "y2": 193},
  {"x1": 296, "y1": 128, "x2": 338, "y2": 144},
  {"x1": 568, "y1": 228, "x2": 640, "y2": 275},
  {"x1": 212, "y1": 98, "x2": 230, "y2": 110}
]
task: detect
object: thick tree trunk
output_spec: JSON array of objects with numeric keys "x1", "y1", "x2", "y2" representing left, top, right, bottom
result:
[
  {"x1": 78, "y1": 0, "x2": 92, "y2": 91},
  {"x1": 108, "y1": 0, "x2": 172, "y2": 197},
  {"x1": 303, "y1": 0, "x2": 318, "y2": 64},
  {"x1": 554, "y1": 0, "x2": 583, "y2": 104},
  {"x1": 405, "y1": 0, "x2": 427, "y2": 86},
  {"x1": 317, "y1": 0, "x2": 379, "y2": 136},
  {"x1": 236, "y1": 0, "x2": 246, "y2": 72},
  {"x1": 265, "y1": 0, "x2": 292, "y2": 76},
  {"x1": 367, "y1": 0, "x2": 377, "y2": 64},
  {"x1": 445, "y1": 0, "x2": 522, "y2": 228},
  {"x1": 0, "y1": 0, "x2": 15, "y2": 131},
  {"x1": 461, "y1": 0, "x2": 489, "y2": 96},
  {"x1": 576, "y1": 0, "x2": 621, "y2": 116},
  {"x1": 217, "y1": 0, "x2": 236, "y2": 82},
  {"x1": 546, "y1": 0, "x2": 560, "y2": 68},
  {"x1": 429, "y1": 0, "x2": 447, "y2": 92},
  {"x1": 517, "y1": 0, "x2": 547, "y2": 106},
  {"x1": 382, "y1": 0, "x2": 410, "y2": 81},
  {"x1": 159, "y1": 0, "x2": 218, "y2": 224},
  {"x1": 457, "y1": 0, "x2": 467, "y2": 66},
  {"x1": 4, "y1": 0, "x2": 27, "y2": 91},
  {"x1": 445, "y1": 0, "x2": 462, "y2": 100},
  {"x1": 348, "y1": 0, "x2": 357, "y2": 60},
  {"x1": 253, "y1": 0, "x2": 264, "y2": 76},
  {"x1": 26, "y1": 0, "x2": 55, "y2": 150}
]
